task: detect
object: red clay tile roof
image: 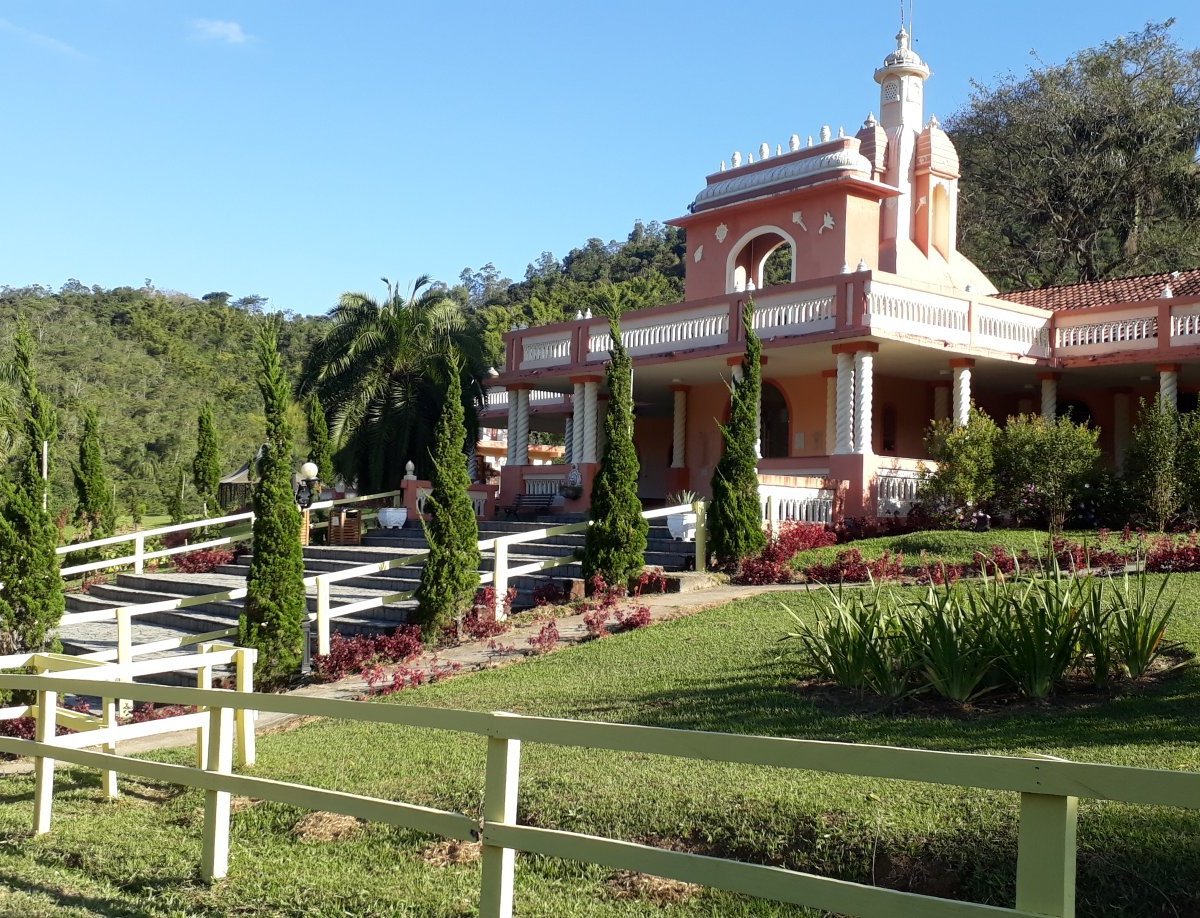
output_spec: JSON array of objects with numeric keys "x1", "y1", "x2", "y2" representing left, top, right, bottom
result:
[{"x1": 995, "y1": 268, "x2": 1200, "y2": 311}]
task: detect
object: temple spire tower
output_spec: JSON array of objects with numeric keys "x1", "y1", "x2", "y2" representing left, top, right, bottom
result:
[{"x1": 873, "y1": 27, "x2": 930, "y2": 271}]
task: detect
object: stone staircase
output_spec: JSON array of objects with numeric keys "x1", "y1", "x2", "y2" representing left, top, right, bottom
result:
[{"x1": 56, "y1": 516, "x2": 694, "y2": 685}]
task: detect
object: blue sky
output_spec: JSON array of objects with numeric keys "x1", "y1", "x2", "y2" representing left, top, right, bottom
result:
[{"x1": 1, "y1": 2, "x2": 1196, "y2": 315}]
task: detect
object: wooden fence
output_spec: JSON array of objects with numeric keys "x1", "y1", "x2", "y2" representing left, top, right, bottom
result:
[{"x1": 2, "y1": 671, "x2": 1197, "y2": 917}]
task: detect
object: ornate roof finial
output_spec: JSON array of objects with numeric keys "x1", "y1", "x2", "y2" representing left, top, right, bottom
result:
[
  {"x1": 789, "y1": 133, "x2": 800, "y2": 152},
  {"x1": 776, "y1": 143, "x2": 783, "y2": 156},
  {"x1": 864, "y1": 112, "x2": 877, "y2": 127},
  {"x1": 731, "y1": 151, "x2": 742, "y2": 168},
  {"x1": 747, "y1": 152, "x2": 755, "y2": 164},
  {"x1": 820, "y1": 125, "x2": 831, "y2": 142},
  {"x1": 807, "y1": 135, "x2": 813, "y2": 147},
  {"x1": 759, "y1": 142, "x2": 770, "y2": 160},
  {"x1": 928, "y1": 113, "x2": 940, "y2": 129},
  {"x1": 838, "y1": 126, "x2": 846, "y2": 138},
  {"x1": 720, "y1": 160, "x2": 726, "y2": 172}
]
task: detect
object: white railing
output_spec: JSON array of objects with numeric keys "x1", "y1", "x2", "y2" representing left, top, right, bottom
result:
[
  {"x1": 875, "y1": 472, "x2": 921, "y2": 517},
  {"x1": 483, "y1": 390, "x2": 571, "y2": 410},
  {"x1": 587, "y1": 306, "x2": 729, "y2": 360},
  {"x1": 53, "y1": 491, "x2": 402, "y2": 580},
  {"x1": 972, "y1": 303, "x2": 1051, "y2": 358},
  {"x1": 866, "y1": 281, "x2": 970, "y2": 344},
  {"x1": 1171, "y1": 305, "x2": 1200, "y2": 343},
  {"x1": 1055, "y1": 314, "x2": 1157, "y2": 352},
  {"x1": 520, "y1": 332, "x2": 573, "y2": 368},
  {"x1": 759, "y1": 485, "x2": 834, "y2": 527},
  {"x1": 523, "y1": 476, "x2": 564, "y2": 496},
  {"x1": 752, "y1": 290, "x2": 836, "y2": 337}
]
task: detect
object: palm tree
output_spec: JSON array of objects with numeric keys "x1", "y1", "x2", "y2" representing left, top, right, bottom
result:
[{"x1": 299, "y1": 277, "x2": 487, "y2": 491}]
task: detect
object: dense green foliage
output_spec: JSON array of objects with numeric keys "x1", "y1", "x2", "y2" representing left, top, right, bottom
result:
[
  {"x1": 72, "y1": 408, "x2": 116, "y2": 541},
  {"x1": 708, "y1": 300, "x2": 766, "y2": 570},
  {"x1": 304, "y1": 393, "x2": 334, "y2": 487},
  {"x1": 1124, "y1": 398, "x2": 1182, "y2": 531},
  {"x1": 239, "y1": 320, "x2": 307, "y2": 689},
  {"x1": 0, "y1": 282, "x2": 320, "y2": 521},
  {"x1": 414, "y1": 360, "x2": 481, "y2": 640},
  {"x1": 0, "y1": 326, "x2": 63, "y2": 655},
  {"x1": 191, "y1": 404, "x2": 222, "y2": 517},
  {"x1": 5, "y1": 584, "x2": 1200, "y2": 915},
  {"x1": 300, "y1": 277, "x2": 487, "y2": 491},
  {"x1": 922, "y1": 410, "x2": 1100, "y2": 531},
  {"x1": 951, "y1": 21, "x2": 1200, "y2": 290},
  {"x1": 582, "y1": 298, "x2": 647, "y2": 587}
]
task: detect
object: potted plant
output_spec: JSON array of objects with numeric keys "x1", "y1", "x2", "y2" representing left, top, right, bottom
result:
[{"x1": 664, "y1": 490, "x2": 699, "y2": 541}]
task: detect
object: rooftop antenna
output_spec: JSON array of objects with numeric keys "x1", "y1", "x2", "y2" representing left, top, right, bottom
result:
[{"x1": 909, "y1": 0, "x2": 915, "y2": 42}]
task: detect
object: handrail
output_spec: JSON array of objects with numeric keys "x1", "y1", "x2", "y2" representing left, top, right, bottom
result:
[{"x1": 3, "y1": 671, "x2": 1196, "y2": 916}]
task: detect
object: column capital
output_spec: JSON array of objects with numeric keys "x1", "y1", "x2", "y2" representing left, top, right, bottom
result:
[
  {"x1": 949, "y1": 358, "x2": 976, "y2": 369},
  {"x1": 1156, "y1": 363, "x2": 1182, "y2": 373},
  {"x1": 1037, "y1": 371, "x2": 1061, "y2": 381},
  {"x1": 831, "y1": 341, "x2": 880, "y2": 355}
]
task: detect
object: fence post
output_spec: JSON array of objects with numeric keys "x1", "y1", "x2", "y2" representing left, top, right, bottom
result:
[
  {"x1": 116, "y1": 608, "x2": 133, "y2": 718},
  {"x1": 1016, "y1": 792, "x2": 1077, "y2": 918},
  {"x1": 32, "y1": 688, "x2": 58, "y2": 834},
  {"x1": 316, "y1": 577, "x2": 331, "y2": 658},
  {"x1": 100, "y1": 695, "x2": 118, "y2": 799},
  {"x1": 196, "y1": 642, "x2": 214, "y2": 770},
  {"x1": 235, "y1": 647, "x2": 257, "y2": 768},
  {"x1": 493, "y1": 538, "x2": 509, "y2": 621},
  {"x1": 479, "y1": 730, "x2": 522, "y2": 918},
  {"x1": 134, "y1": 533, "x2": 145, "y2": 574},
  {"x1": 200, "y1": 704, "x2": 235, "y2": 882},
  {"x1": 693, "y1": 500, "x2": 707, "y2": 572}
]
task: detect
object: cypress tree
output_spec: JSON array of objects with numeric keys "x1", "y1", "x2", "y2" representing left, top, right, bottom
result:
[
  {"x1": 708, "y1": 299, "x2": 766, "y2": 570},
  {"x1": 192, "y1": 404, "x2": 222, "y2": 517},
  {"x1": 0, "y1": 323, "x2": 64, "y2": 656},
  {"x1": 305, "y1": 393, "x2": 335, "y2": 486},
  {"x1": 73, "y1": 408, "x2": 116, "y2": 540},
  {"x1": 415, "y1": 357, "x2": 481, "y2": 640},
  {"x1": 582, "y1": 310, "x2": 648, "y2": 588},
  {"x1": 239, "y1": 319, "x2": 307, "y2": 688}
]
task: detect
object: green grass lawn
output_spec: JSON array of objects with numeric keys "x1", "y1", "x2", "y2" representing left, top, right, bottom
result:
[
  {"x1": 2, "y1": 579, "x2": 1199, "y2": 916},
  {"x1": 790, "y1": 528, "x2": 1132, "y2": 569}
]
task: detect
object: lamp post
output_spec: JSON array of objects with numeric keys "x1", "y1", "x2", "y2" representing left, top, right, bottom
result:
[{"x1": 296, "y1": 461, "x2": 319, "y2": 546}]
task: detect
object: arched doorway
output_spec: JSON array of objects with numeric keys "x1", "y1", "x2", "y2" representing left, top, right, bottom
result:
[
  {"x1": 761, "y1": 381, "x2": 790, "y2": 458},
  {"x1": 727, "y1": 226, "x2": 796, "y2": 293}
]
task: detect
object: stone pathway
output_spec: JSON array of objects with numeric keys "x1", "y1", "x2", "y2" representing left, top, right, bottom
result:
[{"x1": 1, "y1": 576, "x2": 812, "y2": 775}]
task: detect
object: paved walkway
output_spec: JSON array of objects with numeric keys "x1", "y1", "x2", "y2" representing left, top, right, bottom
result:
[{"x1": 2, "y1": 577, "x2": 810, "y2": 775}]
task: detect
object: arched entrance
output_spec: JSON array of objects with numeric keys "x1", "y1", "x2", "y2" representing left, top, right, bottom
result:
[
  {"x1": 727, "y1": 226, "x2": 796, "y2": 293},
  {"x1": 761, "y1": 381, "x2": 790, "y2": 458}
]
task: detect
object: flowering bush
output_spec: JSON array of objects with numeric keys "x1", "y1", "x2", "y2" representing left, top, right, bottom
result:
[
  {"x1": 174, "y1": 548, "x2": 237, "y2": 574},
  {"x1": 804, "y1": 549, "x2": 904, "y2": 584},
  {"x1": 311, "y1": 627, "x2": 423, "y2": 682},
  {"x1": 527, "y1": 621, "x2": 560, "y2": 654}
]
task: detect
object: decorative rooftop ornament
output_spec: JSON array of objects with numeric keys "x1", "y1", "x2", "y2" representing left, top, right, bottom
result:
[
  {"x1": 759, "y1": 142, "x2": 770, "y2": 160},
  {"x1": 857, "y1": 258, "x2": 869, "y2": 271},
  {"x1": 1162, "y1": 284, "x2": 1175, "y2": 298},
  {"x1": 789, "y1": 134, "x2": 800, "y2": 152},
  {"x1": 776, "y1": 144, "x2": 783, "y2": 156},
  {"x1": 807, "y1": 136, "x2": 813, "y2": 147},
  {"x1": 838, "y1": 126, "x2": 846, "y2": 138},
  {"x1": 584, "y1": 309, "x2": 592, "y2": 319},
  {"x1": 720, "y1": 160, "x2": 726, "y2": 172},
  {"x1": 820, "y1": 125, "x2": 832, "y2": 142},
  {"x1": 864, "y1": 112, "x2": 877, "y2": 126},
  {"x1": 731, "y1": 151, "x2": 742, "y2": 167},
  {"x1": 747, "y1": 152, "x2": 755, "y2": 164}
]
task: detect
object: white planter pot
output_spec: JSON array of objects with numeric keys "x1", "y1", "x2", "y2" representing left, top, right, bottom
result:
[
  {"x1": 666, "y1": 512, "x2": 697, "y2": 542},
  {"x1": 378, "y1": 507, "x2": 408, "y2": 529}
]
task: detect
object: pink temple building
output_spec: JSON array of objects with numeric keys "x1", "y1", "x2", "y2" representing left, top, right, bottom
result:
[{"x1": 484, "y1": 28, "x2": 1200, "y2": 525}]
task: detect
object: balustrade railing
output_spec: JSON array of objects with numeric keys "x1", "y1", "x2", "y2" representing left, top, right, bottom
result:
[
  {"x1": 973, "y1": 303, "x2": 1051, "y2": 358},
  {"x1": 520, "y1": 333, "x2": 573, "y2": 368},
  {"x1": 523, "y1": 476, "x2": 564, "y2": 496},
  {"x1": 759, "y1": 485, "x2": 834, "y2": 527},
  {"x1": 866, "y1": 281, "x2": 970, "y2": 344},
  {"x1": 875, "y1": 472, "x2": 921, "y2": 517},
  {"x1": 1172, "y1": 306, "x2": 1200, "y2": 342},
  {"x1": 1055, "y1": 315, "x2": 1157, "y2": 351},
  {"x1": 483, "y1": 389, "x2": 571, "y2": 410},
  {"x1": 752, "y1": 290, "x2": 836, "y2": 336},
  {"x1": 587, "y1": 306, "x2": 730, "y2": 359}
]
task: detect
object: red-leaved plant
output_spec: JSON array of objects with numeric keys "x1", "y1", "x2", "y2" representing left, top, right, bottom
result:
[
  {"x1": 311, "y1": 627, "x2": 424, "y2": 682},
  {"x1": 174, "y1": 548, "x2": 237, "y2": 574}
]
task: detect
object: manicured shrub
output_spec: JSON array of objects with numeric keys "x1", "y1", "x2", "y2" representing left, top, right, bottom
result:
[
  {"x1": 708, "y1": 300, "x2": 766, "y2": 570},
  {"x1": 918, "y1": 409, "x2": 1000, "y2": 523},
  {"x1": 1124, "y1": 396, "x2": 1181, "y2": 531},
  {"x1": 73, "y1": 407, "x2": 116, "y2": 541},
  {"x1": 240, "y1": 319, "x2": 308, "y2": 689},
  {"x1": 416, "y1": 357, "x2": 482, "y2": 642},
  {"x1": 304, "y1": 392, "x2": 335, "y2": 487},
  {"x1": 583, "y1": 304, "x2": 648, "y2": 587},
  {"x1": 192, "y1": 404, "x2": 222, "y2": 517}
]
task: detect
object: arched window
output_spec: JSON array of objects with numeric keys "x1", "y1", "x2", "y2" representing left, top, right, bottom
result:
[
  {"x1": 761, "y1": 382, "x2": 790, "y2": 459},
  {"x1": 727, "y1": 226, "x2": 796, "y2": 292}
]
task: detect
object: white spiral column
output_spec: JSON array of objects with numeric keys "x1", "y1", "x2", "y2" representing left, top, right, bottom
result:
[
  {"x1": 1040, "y1": 373, "x2": 1059, "y2": 421},
  {"x1": 571, "y1": 381, "x2": 586, "y2": 461},
  {"x1": 823, "y1": 371, "x2": 837, "y2": 453},
  {"x1": 1159, "y1": 364, "x2": 1179, "y2": 412},
  {"x1": 1113, "y1": 391, "x2": 1131, "y2": 471},
  {"x1": 932, "y1": 384, "x2": 951, "y2": 423},
  {"x1": 853, "y1": 349, "x2": 874, "y2": 455},
  {"x1": 563, "y1": 417, "x2": 574, "y2": 464},
  {"x1": 951, "y1": 360, "x2": 973, "y2": 428},
  {"x1": 834, "y1": 351, "x2": 854, "y2": 454},
  {"x1": 583, "y1": 379, "x2": 599, "y2": 463},
  {"x1": 671, "y1": 387, "x2": 687, "y2": 468},
  {"x1": 513, "y1": 388, "x2": 530, "y2": 466},
  {"x1": 505, "y1": 392, "x2": 519, "y2": 465}
]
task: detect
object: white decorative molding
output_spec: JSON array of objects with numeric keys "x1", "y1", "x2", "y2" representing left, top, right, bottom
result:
[
  {"x1": 819, "y1": 212, "x2": 835, "y2": 234},
  {"x1": 692, "y1": 148, "x2": 871, "y2": 210},
  {"x1": 715, "y1": 223, "x2": 728, "y2": 243},
  {"x1": 792, "y1": 211, "x2": 807, "y2": 231},
  {"x1": 693, "y1": 245, "x2": 704, "y2": 263}
]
